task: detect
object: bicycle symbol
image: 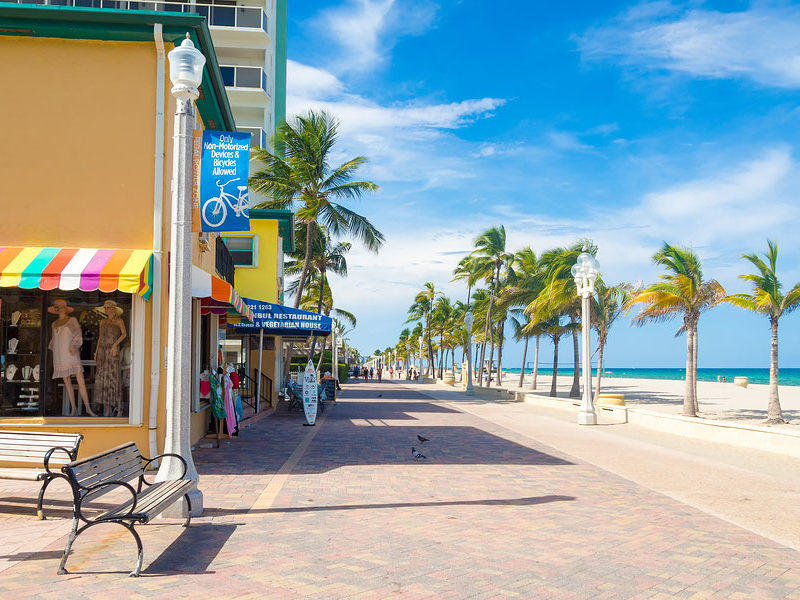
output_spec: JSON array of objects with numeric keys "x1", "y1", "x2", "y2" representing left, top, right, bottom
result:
[{"x1": 202, "y1": 178, "x2": 249, "y2": 228}]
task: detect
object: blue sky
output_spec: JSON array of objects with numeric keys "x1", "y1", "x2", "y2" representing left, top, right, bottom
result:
[{"x1": 285, "y1": 0, "x2": 800, "y2": 369}]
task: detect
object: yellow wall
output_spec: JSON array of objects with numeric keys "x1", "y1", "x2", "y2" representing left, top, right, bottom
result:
[
  {"x1": 226, "y1": 219, "x2": 280, "y2": 302},
  {"x1": 0, "y1": 37, "x2": 156, "y2": 249}
]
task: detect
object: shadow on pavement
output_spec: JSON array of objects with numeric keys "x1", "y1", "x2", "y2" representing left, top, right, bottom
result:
[
  {"x1": 143, "y1": 523, "x2": 238, "y2": 576},
  {"x1": 205, "y1": 494, "x2": 575, "y2": 516}
]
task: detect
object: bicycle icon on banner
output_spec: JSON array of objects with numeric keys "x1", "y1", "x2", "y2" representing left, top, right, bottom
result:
[{"x1": 202, "y1": 178, "x2": 249, "y2": 229}]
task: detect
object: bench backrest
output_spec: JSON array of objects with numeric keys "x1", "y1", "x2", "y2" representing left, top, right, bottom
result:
[
  {"x1": 63, "y1": 442, "x2": 144, "y2": 490},
  {"x1": 0, "y1": 430, "x2": 82, "y2": 467}
]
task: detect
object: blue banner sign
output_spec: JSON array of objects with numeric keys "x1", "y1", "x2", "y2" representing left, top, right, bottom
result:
[
  {"x1": 199, "y1": 130, "x2": 251, "y2": 232},
  {"x1": 228, "y1": 299, "x2": 332, "y2": 337}
]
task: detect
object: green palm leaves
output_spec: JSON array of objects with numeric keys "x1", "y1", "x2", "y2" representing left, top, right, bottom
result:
[
  {"x1": 725, "y1": 241, "x2": 800, "y2": 424},
  {"x1": 630, "y1": 243, "x2": 725, "y2": 416},
  {"x1": 250, "y1": 109, "x2": 383, "y2": 308}
]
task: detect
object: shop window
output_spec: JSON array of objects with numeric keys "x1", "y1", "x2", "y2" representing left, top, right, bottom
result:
[
  {"x1": 0, "y1": 289, "x2": 133, "y2": 418},
  {"x1": 222, "y1": 235, "x2": 257, "y2": 268}
]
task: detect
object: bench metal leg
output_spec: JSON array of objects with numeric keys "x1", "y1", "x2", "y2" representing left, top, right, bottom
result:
[
  {"x1": 57, "y1": 519, "x2": 144, "y2": 577},
  {"x1": 57, "y1": 517, "x2": 80, "y2": 575},
  {"x1": 183, "y1": 494, "x2": 192, "y2": 527},
  {"x1": 37, "y1": 475, "x2": 54, "y2": 520},
  {"x1": 122, "y1": 522, "x2": 144, "y2": 577}
]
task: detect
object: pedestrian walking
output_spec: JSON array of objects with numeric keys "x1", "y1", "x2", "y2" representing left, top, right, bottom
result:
[
  {"x1": 363, "y1": 367, "x2": 368, "y2": 381},
  {"x1": 377, "y1": 367, "x2": 382, "y2": 382},
  {"x1": 370, "y1": 367, "x2": 374, "y2": 379}
]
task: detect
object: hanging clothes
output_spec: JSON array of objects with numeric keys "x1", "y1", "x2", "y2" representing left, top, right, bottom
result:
[
  {"x1": 223, "y1": 368, "x2": 238, "y2": 436},
  {"x1": 209, "y1": 371, "x2": 225, "y2": 421}
]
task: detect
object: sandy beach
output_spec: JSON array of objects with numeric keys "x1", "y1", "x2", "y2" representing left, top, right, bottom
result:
[{"x1": 493, "y1": 371, "x2": 800, "y2": 429}]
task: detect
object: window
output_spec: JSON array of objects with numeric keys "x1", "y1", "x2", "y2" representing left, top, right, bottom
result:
[
  {"x1": 0, "y1": 289, "x2": 134, "y2": 418},
  {"x1": 222, "y1": 235, "x2": 257, "y2": 267}
]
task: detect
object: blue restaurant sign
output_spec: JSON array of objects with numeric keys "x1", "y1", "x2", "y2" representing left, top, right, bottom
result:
[
  {"x1": 228, "y1": 298, "x2": 332, "y2": 337},
  {"x1": 199, "y1": 130, "x2": 251, "y2": 233}
]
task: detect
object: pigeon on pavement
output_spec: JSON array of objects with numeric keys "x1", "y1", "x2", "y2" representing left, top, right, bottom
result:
[
  {"x1": 411, "y1": 447, "x2": 427, "y2": 459},
  {"x1": 417, "y1": 434, "x2": 430, "y2": 444},
  {"x1": 377, "y1": 394, "x2": 382, "y2": 397}
]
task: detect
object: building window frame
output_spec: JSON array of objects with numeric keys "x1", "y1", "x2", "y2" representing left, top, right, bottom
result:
[{"x1": 222, "y1": 234, "x2": 258, "y2": 269}]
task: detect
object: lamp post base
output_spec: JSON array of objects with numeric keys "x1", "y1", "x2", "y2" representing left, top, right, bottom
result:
[
  {"x1": 578, "y1": 410, "x2": 597, "y2": 425},
  {"x1": 464, "y1": 385, "x2": 474, "y2": 395}
]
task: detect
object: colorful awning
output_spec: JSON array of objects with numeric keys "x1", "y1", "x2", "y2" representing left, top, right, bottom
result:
[
  {"x1": 0, "y1": 247, "x2": 154, "y2": 299},
  {"x1": 191, "y1": 266, "x2": 253, "y2": 323}
]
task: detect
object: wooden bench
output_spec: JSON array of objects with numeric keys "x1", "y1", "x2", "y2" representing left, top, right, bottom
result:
[
  {"x1": 58, "y1": 442, "x2": 194, "y2": 577},
  {"x1": 0, "y1": 430, "x2": 82, "y2": 519}
]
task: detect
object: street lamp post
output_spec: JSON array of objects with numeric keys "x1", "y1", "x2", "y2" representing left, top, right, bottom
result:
[
  {"x1": 156, "y1": 35, "x2": 206, "y2": 515},
  {"x1": 418, "y1": 338, "x2": 424, "y2": 383},
  {"x1": 464, "y1": 310, "x2": 475, "y2": 394},
  {"x1": 405, "y1": 343, "x2": 409, "y2": 379},
  {"x1": 571, "y1": 250, "x2": 600, "y2": 426}
]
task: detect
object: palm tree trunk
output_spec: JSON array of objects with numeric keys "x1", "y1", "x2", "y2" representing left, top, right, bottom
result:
[
  {"x1": 532, "y1": 336, "x2": 539, "y2": 390},
  {"x1": 692, "y1": 323, "x2": 699, "y2": 415},
  {"x1": 550, "y1": 335, "x2": 560, "y2": 397},
  {"x1": 519, "y1": 336, "x2": 529, "y2": 388},
  {"x1": 438, "y1": 333, "x2": 444, "y2": 379},
  {"x1": 766, "y1": 317, "x2": 784, "y2": 423},
  {"x1": 316, "y1": 336, "x2": 326, "y2": 373},
  {"x1": 594, "y1": 338, "x2": 605, "y2": 399},
  {"x1": 497, "y1": 319, "x2": 505, "y2": 386},
  {"x1": 295, "y1": 222, "x2": 315, "y2": 308},
  {"x1": 683, "y1": 327, "x2": 696, "y2": 417},
  {"x1": 569, "y1": 325, "x2": 580, "y2": 398},
  {"x1": 488, "y1": 336, "x2": 495, "y2": 386},
  {"x1": 307, "y1": 272, "x2": 325, "y2": 360}
]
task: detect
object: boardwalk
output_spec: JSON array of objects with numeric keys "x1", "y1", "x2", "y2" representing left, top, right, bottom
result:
[{"x1": 0, "y1": 380, "x2": 799, "y2": 598}]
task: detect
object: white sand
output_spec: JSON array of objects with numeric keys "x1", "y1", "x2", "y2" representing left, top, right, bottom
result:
[{"x1": 494, "y1": 371, "x2": 800, "y2": 429}]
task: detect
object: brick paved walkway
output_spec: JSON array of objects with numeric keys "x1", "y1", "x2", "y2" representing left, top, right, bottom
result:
[{"x1": 0, "y1": 380, "x2": 799, "y2": 598}]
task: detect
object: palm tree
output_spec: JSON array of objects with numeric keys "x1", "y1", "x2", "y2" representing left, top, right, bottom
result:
[
  {"x1": 725, "y1": 241, "x2": 800, "y2": 424},
  {"x1": 408, "y1": 282, "x2": 439, "y2": 376},
  {"x1": 501, "y1": 247, "x2": 543, "y2": 389},
  {"x1": 288, "y1": 232, "x2": 351, "y2": 360},
  {"x1": 541, "y1": 318, "x2": 574, "y2": 397},
  {"x1": 250, "y1": 109, "x2": 383, "y2": 307},
  {"x1": 531, "y1": 243, "x2": 596, "y2": 398},
  {"x1": 630, "y1": 243, "x2": 725, "y2": 417},
  {"x1": 469, "y1": 226, "x2": 513, "y2": 386},
  {"x1": 591, "y1": 281, "x2": 632, "y2": 399}
]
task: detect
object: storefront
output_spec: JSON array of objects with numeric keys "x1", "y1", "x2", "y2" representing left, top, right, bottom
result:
[
  {"x1": 0, "y1": 248, "x2": 152, "y2": 420},
  {"x1": 0, "y1": 5, "x2": 247, "y2": 458}
]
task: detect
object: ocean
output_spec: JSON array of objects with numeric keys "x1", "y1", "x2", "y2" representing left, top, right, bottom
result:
[{"x1": 501, "y1": 367, "x2": 800, "y2": 386}]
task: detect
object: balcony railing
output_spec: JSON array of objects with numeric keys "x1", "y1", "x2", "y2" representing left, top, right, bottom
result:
[
  {"x1": 220, "y1": 65, "x2": 267, "y2": 92},
  {"x1": 237, "y1": 126, "x2": 265, "y2": 149},
  {"x1": 1, "y1": 0, "x2": 268, "y2": 32},
  {"x1": 215, "y1": 238, "x2": 235, "y2": 285}
]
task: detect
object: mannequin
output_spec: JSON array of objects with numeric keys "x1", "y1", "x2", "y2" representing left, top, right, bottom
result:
[
  {"x1": 48, "y1": 299, "x2": 96, "y2": 417},
  {"x1": 93, "y1": 300, "x2": 127, "y2": 417}
]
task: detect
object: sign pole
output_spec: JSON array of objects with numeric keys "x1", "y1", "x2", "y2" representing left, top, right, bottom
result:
[{"x1": 256, "y1": 327, "x2": 264, "y2": 413}]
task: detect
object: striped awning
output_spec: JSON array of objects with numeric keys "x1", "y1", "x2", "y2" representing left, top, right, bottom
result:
[
  {"x1": 191, "y1": 266, "x2": 253, "y2": 323},
  {"x1": 0, "y1": 247, "x2": 154, "y2": 299}
]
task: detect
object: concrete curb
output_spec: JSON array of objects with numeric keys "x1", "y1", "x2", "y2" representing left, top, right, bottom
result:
[{"x1": 520, "y1": 392, "x2": 800, "y2": 458}]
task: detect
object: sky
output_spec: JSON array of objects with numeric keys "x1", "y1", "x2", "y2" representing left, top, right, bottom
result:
[{"x1": 284, "y1": 0, "x2": 800, "y2": 370}]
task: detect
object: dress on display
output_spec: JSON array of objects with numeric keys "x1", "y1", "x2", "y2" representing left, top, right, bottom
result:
[
  {"x1": 95, "y1": 320, "x2": 123, "y2": 414},
  {"x1": 49, "y1": 317, "x2": 83, "y2": 379}
]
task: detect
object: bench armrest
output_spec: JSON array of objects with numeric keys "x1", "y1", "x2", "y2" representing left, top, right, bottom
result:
[
  {"x1": 43, "y1": 446, "x2": 77, "y2": 476},
  {"x1": 139, "y1": 453, "x2": 187, "y2": 487},
  {"x1": 78, "y1": 480, "x2": 138, "y2": 522}
]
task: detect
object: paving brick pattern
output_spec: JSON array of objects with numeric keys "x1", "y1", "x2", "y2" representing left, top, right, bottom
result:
[{"x1": 0, "y1": 381, "x2": 799, "y2": 598}]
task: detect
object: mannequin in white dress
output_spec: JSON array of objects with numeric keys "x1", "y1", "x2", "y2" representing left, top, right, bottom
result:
[{"x1": 48, "y1": 300, "x2": 97, "y2": 417}]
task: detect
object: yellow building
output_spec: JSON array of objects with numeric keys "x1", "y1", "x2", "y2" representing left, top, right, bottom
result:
[
  {"x1": 220, "y1": 209, "x2": 294, "y2": 405},
  {"x1": 0, "y1": 5, "x2": 254, "y2": 458}
]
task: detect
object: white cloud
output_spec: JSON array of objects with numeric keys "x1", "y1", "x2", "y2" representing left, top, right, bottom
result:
[
  {"x1": 330, "y1": 147, "x2": 800, "y2": 344},
  {"x1": 314, "y1": 0, "x2": 438, "y2": 74},
  {"x1": 579, "y1": 4, "x2": 800, "y2": 88},
  {"x1": 286, "y1": 60, "x2": 505, "y2": 189},
  {"x1": 286, "y1": 60, "x2": 344, "y2": 99}
]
